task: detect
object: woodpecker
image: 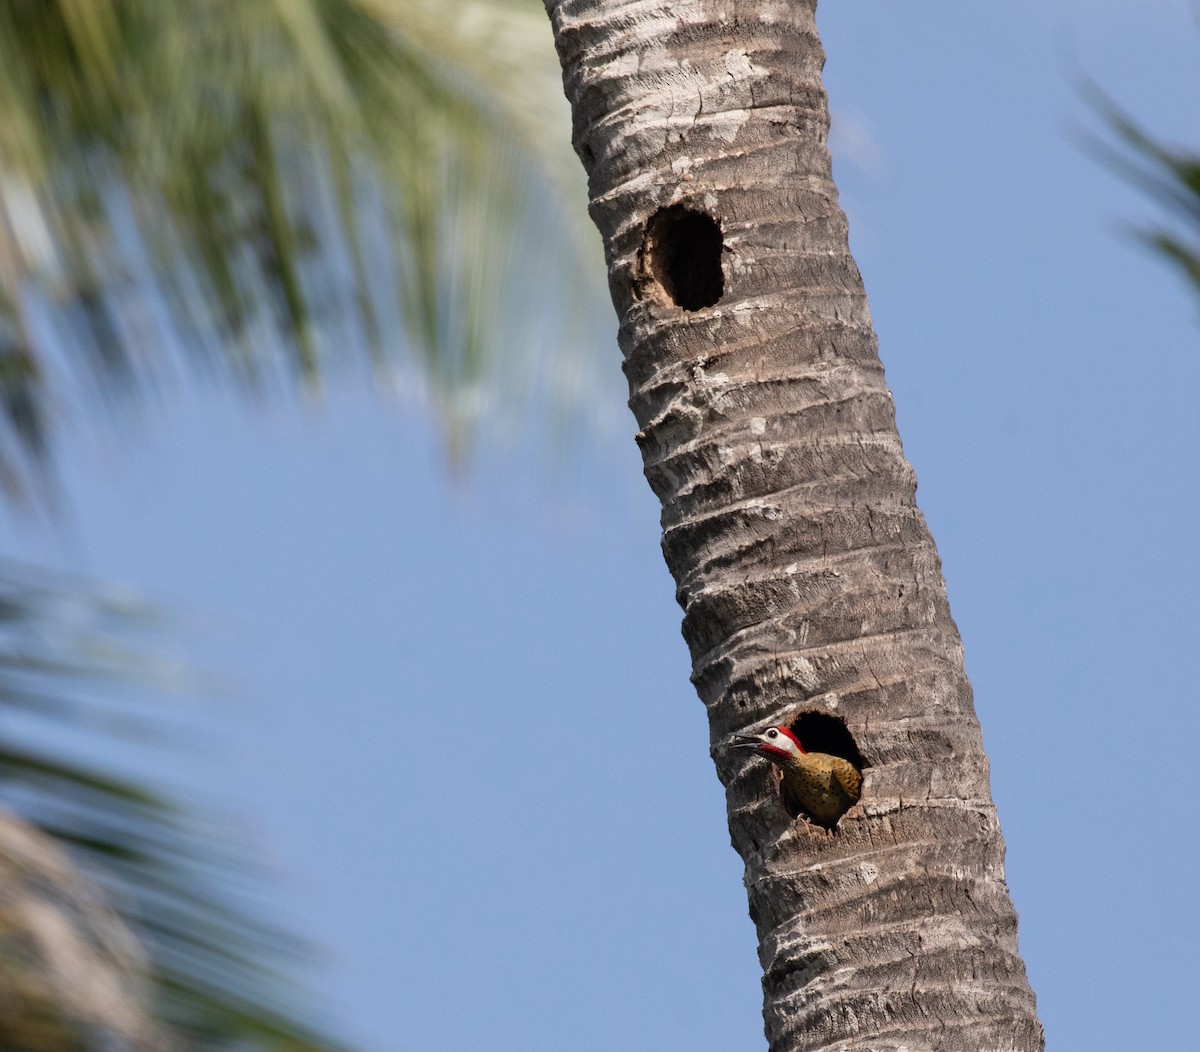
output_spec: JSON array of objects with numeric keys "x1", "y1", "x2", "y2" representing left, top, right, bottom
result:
[{"x1": 730, "y1": 725, "x2": 862, "y2": 828}]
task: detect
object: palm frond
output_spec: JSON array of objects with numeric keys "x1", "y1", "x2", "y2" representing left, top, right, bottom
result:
[
  {"x1": 0, "y1": 561, "x2": 345, "y2": 1051},
  {"x1": 0, "y1": 0, "x2": 602, "y2": 495},
  {"x1": 1085, "y1": 81, "x2": 1200, "y2": 309}
]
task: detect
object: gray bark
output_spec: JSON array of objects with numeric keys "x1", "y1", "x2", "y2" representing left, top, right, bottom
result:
[
  {"x1": 0, "y1": 809, "x2": 168, "y2": 1052},
  {"x1": 544, "y1": 2, "x2": 1044, "y2": 1049}
]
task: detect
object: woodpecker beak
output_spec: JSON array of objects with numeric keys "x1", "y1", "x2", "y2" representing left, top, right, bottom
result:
[{"x1": 728, "y1": 732, "x2": 764, "y2": 751}]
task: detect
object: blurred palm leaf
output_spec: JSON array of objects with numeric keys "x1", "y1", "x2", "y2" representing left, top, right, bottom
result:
[
  {"x1": 0, "y1": 5, "x2": 600, "y2": 1046},
  {"x1": 1087, "y1": 85, "x2": 1200, "y2": 306},
  {"x1": 0, "y1": 0, "x2": 599, "y2": 495},
  {"x1": 0, "y1": 561, "x2": 344, "y2": 1050}
]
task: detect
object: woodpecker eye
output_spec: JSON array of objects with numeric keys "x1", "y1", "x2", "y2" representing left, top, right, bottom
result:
[{"x1": 766, "y1": 729, "x2": 778, "y2": 739}]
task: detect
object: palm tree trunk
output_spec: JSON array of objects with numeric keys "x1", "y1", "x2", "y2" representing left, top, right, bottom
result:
[
  {"x1": 0, "y1": 810, "x2": 168, "y2": 1052},
  {"x1": 544, "y1": 2, "x2": 1044, "y2": 1049}
]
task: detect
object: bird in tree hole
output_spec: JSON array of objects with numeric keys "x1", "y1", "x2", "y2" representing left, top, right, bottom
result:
[{"x1": 730, "y1": 725, "x2": 862, "y2": 829}]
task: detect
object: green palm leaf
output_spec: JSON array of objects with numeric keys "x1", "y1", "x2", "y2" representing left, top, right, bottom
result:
[
  {"x1": 0, "y1": 0, "x2": 599, "y2": 492},
  {"x1": 1086, "y1": 83, "x2": 1200, "y2": 309},
  {"x1": 0, "y1": 562, "x2": 344, "y2": 1050},
  {"x1": 0, "y1": 5, "x2": 600, "y2": 1046}
]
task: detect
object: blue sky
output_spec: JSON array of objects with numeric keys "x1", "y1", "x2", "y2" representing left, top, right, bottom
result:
[{"x1": 2, "y1": 2, "x2": 1199, "y2": 1050}]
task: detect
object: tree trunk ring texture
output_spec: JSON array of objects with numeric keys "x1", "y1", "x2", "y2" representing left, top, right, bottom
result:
[{"x1": 545, "y1": 2, "x2": 1044, "y2": 1050}]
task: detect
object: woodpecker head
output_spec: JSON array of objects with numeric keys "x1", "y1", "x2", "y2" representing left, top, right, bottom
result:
[{"x1": 729, "y1": 725, "x2": 807, "y2": 764}]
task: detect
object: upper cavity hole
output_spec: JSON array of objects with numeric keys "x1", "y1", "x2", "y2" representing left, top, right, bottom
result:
[{"x1": 641, "y1": 205, "x2": 724, "y2": 311}]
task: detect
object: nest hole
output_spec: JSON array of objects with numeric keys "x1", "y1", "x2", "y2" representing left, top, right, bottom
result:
[
  {"x1": 781, "y1": 712, "x2": 867, "y2": 832},
  {"x1": 788, "y1": 711, "x2": 867, "y2": 770},
  {"x1": 640, "y1": 205, "x2": 724, "y2": 311}
]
